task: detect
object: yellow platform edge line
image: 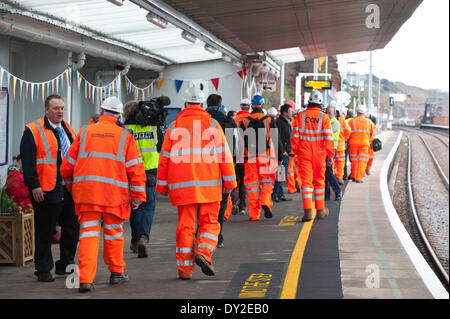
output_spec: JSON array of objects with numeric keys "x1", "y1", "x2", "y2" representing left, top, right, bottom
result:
[{"x1": 280, "y1": 209, "x2": 316, "y2": 299}]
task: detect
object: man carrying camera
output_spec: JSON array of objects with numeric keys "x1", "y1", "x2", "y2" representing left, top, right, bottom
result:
[{"x1": 123, "y1": 97, "x2": 168, "y2": 258}]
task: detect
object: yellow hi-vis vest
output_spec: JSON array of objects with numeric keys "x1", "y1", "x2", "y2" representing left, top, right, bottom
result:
[
  {"x1": 126, "y1": 124, "x2": 159, "y2": 170},
  {"x1": 330, "y1": 117, "x2": 340, "y2": 149}
]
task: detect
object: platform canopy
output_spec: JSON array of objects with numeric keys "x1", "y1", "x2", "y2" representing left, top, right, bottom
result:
[{"x1": 0, "y1": 0, "x2": 422, "y2": 69}]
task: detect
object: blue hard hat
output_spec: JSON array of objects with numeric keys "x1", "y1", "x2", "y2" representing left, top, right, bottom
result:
[
  {"x1": 251, "y1": 94, "x2": 265, "y2": 105},
  {"x1": 220, "y1": 105, "x2": 227, "y2": 114}
]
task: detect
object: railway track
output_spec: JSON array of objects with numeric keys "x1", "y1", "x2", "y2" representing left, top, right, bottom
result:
[{"x1": 402, "y1": 128, "x2": 449, "y2": 288}]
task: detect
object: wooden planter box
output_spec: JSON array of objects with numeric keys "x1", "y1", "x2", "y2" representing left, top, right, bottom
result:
[{"x1": 0, "y1": 211, "x2": 34, "y2": 266}]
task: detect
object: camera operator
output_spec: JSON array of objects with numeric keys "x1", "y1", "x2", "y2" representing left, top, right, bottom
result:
[{"x1": 123, "y1": 97, "x2": 168, "y2": 258}]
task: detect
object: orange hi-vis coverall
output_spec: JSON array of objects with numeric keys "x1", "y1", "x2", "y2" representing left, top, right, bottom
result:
[
  {"x1": 347, "y1": 116, "x2": 375, "y2": 181},
  {"x1": 60, "y1": 114, "x2": 147, "y2": 284},
  {"x1": 156, "y1": 105, "x2": 236, "y2": 277},
  {"x1": 335, "y1": 115, "x2": 351, "y2": 179},
  {"x1": 366, "y1": 119, "x2": 377, "y2": 175},
  {"x1": 291, "y1": 107, "x2": 335, "y2": 211},
  {"x1": 235, "y1": 109, "x2": 251, "y2": 126},
  {"x1": 287, "y1": 118, "x2": 302, "y2": 193},
  {"x1": 239, "y1": 110, "x2": 277, "y2": 220}
]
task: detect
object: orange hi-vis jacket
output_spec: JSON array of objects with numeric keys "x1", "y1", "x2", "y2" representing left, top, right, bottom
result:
[
  {"x1": 25, "y1": 118, "x2": 76, "y2": 191},
  {"x1": 60, "y1": 114, "x2": 147, "y2": 220},
  {"x1": 347, "y1": 116, "x2": 375, "y2": 146},
  {"x1": 337, "y1": 115, "x2": 351, "y2": 152},
  {"x1": 291, "y1": 108, "x2": 335, "y2": 159},
  {"x1": 235, "y1": 110, "x2": 251, "y2": 126},
  {"x1": 156, "y1": 105, "x2": 237, "y2": 206}
]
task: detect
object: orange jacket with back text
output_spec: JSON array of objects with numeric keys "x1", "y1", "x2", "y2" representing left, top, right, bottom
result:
[
  {"x1": 156, "y1": 105, "x2": 237, "y2": 206},
  {"x1": 60, "y1": 114, "x2": 146, "y2": 220},
  {"x1": 347, "y1": 116, "x2": 375, "y2": 146}
]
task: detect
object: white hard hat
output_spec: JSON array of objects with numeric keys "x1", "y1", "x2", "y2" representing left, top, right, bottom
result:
[
  {"x1": 268, "y1": 107, "x2": 278, "y2": 117},
  {"x1": 101, "y1": 96, "x2": 123, "y2": 114},
  {"x1": 184, "y1": 82, "x2": 205, "y2": 104},
  {"x1": 308, "y1": 90, "x2": 323, "y2": 105},
  {"x1": 240, "y1": 98, "x2": 251, "y2": 106},
  {"x1": 356, "y1": 104, "x2": 367, "y2": 113},
  {"x1": 328, "y1": 100, "x2": 337, "y2": 108}
]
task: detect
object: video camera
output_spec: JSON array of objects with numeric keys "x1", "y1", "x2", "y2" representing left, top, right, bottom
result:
[{"x1": 134, "y1": 96, "x2": 171, "y2": 127}]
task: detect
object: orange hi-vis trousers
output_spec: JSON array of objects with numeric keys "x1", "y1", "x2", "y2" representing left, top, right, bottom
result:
[
  {"x1": 78, "y1": 212, "x2": 125, "y2": 284},
  {"x1": 175, "y1": 202, "x2": 220, "y2": 276},
  {"x1": 287, "y1": 155, "x2": 302, "y2": 193},
  {"x1": 334, "y1": 149, "x2": 346, "y2": 179},
  {"x1": 298, "y1": 155, "x2": 326, "y2": 211},
  {"x1": 224, "y1": 195, "x2": 232, "y2": 220},
  {"x1": 244, "y1": 157, "x2": 276, "y2": 220},
  {"x1": 349, "y1": 144, "x2": 370, "y2": 181},
  {"x1": 366, "y1": 147, "x2": 374, "y2": 174}
]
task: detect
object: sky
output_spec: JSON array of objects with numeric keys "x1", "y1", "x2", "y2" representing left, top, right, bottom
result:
[{"x1": 338, "y1": 0, "x2": 449, "y2": 93}]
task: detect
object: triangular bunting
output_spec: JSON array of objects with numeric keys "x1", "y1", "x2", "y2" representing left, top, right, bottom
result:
[
  {"x1": 211, "y1": 78, "x2": 219, "y2": 91},
  {"x1": 157, "y1": 77, "x2": 165, "y2": 90},
  {"x1": 175, "y1": 80, "x2": 183, "y2": 93}
]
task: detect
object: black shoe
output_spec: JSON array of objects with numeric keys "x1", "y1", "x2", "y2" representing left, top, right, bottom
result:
[
  {"x1": 272, "y1": 196, "x2": 280, "y2": 203},
  {"x1": 55, "y1": 264, "x2": 75, "y2": 276},
  {"x1": 37, "y1": 272, "x2": 55, "y2": 282},
  {"x1": 335, "y1": 191, "x2": 343, "y2": 201},
  {"x1": 79, "y1": 283, "x2": 93, "y2": 293},
  {"x1": 279, "y1": 196, "x2": 293, "y2": 201},
  {"x1": 262, "y1": 205, "x2": 273, "y2": 219},
  {"x1": 110, "y1": 272, "x2": 129, "y2": 284},
  {"x1": 137, "y1": 236, "x2": 148, "y2": 258},
  {"x1": 217, "y1": 242, "x2": 224, "y2": 248},
  {"x1": 337, "y1": 179, "x2": 344, "y2": 185},
  {"x1": 195, "y1": 254, "x2": 215, "y2": 276}
]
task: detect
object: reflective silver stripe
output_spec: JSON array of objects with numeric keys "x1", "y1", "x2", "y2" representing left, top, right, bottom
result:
[
  {"x1": 291, "y1": 133, "x2": 299, "y2": 138},
  {"x1": 300, "y1": 135, "x2": 334, "y2": 142},
  {"x1": 139, "y1": 147, "x2": 157, "y2": 153},
  {"x1": 314, "y1": 189, "x2": 325, "y2": 194},
  {"x1": 315, "y1": 195, "x2": 325, "y2": 200},
  {"x1": 160, "y1": 150, "x2": 170, "y2": 158},
  {"x1": 222, "y1": 174, "x2": 236, "y2": 181},
  {"x1": 260, "y1": 179, "x2": 274, "y2": 184},
  {"x1": 302, "y1": 188, "x2": 314, "y2": 192},
  {"x1": 73, "y1": 175, "x2": 129, "y2": 189},
  {"x1": 302, "y1": 194, "x2": 313, "y2": 198},
  {"x1": 198, "y1": 232, "x2": 218, "y2": 242},
  {"x1": 104, "y1": 232, "x2": 123, "y2": 240},
  {"x1": 79, "y1": 231, "x2": 100, "y2": 239},
  {"x1": 156, "y1": 180, "x2": 167, "y2": 186},
  {"x1": 125, "y1": 157, "x2": 143, "y2": 168},
  {"x1": 130, "y1": 185, "x2": 146, "y2": 192},
  {"x1": 176, "y1": 260, "x2": 194, "y2": 266},
  {"x1": 78, "y1": 126, "x2": 127, "y2": 163},
  {"x1": 80, "y1": 220, "x2": 102, "y2": 229},
  {"x1": 246, "y1": 181, "x2": 260, "y2": 188},
  {"x1": 247, "y1": 188, "x2": 260, "y2": 194},
  {"x1": 33, "y1": 121, "x2": 57, "y2": 165},
  {"x1": 168, "y1": 179, "x2": 222, "y2": 190},
  {"x1": 287, "y1": 174, "x2": 294, "y2": 177},
  {"x1": 197, "y1": 243, "x2": 216, "y2": 252},
  {"x1": 65, "y1": 154, "x2": 77, "y2": 165},
  {"x1": 104, "y1": 223, "x2": 123, "y2": 230},
  {"x1": 176, "y1": 247, "x2": 193, "y2": 254}
]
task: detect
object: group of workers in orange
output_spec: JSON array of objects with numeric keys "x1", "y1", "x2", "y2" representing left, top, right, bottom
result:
[{"x1": 21, "y1": 84, "x2": 376, "y2": 293}]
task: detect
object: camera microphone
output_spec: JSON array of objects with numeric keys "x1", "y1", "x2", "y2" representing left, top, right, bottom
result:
[{"x1": 159, "y1": 96, "x2": 171, "y2": 106}]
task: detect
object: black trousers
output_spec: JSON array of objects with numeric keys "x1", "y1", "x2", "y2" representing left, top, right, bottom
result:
[
  {"x1": 234, "y1": 163, "x2": 247, "y2": 211},
  {"x1": 33, "y1": 190, "x2": 79, "y2": 273}
]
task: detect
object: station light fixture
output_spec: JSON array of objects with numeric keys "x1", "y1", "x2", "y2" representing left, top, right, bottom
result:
[
  {"x1": 107, "y1": 0, "x2": 125, "y2": 6},
  {"x1": 181, "y1": 30, "x2": 197, "y2": 44},
  {"x1": 204, "y1": 44, "x2": 216, "y2": 54},
  {"x1": 146, "y1": 12, "x2": 168, "y2": 29},
  {"x1": 232, "y1": 60, "x2": 243, "y2": 68},
  {"x1": 221, "y1": 53, "x2": 232, "y2": 63}
]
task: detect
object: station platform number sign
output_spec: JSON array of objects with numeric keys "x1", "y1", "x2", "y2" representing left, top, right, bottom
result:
[{"x1": 303, "y1": 79, "x2": 332, "y2": 90}]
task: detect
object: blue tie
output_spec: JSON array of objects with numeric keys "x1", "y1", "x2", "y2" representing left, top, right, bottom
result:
[{"x1": 56, "y1": 127, "x2": 69, "y2": 156}]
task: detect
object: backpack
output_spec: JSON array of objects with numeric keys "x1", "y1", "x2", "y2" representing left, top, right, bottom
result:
[
  {"x1": 244, "y1": 115, "x2": 270, "y2": 153},
  {"x1": 371, "y1": 138, "x2": 382, "y2": 152}
]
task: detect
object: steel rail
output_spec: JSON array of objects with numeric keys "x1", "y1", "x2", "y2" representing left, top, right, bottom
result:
[{"x1": 407, "y1": 135, "x2": 449, "y2": 286}]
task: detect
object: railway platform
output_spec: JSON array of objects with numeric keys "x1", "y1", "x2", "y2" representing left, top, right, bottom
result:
[{"x1": 0, "y1": 131, "x2": 447, "y2": 300}]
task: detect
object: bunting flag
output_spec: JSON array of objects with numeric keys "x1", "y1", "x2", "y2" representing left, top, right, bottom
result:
[
  {"x1": 157, "y1": 77, "x2": 165, "y2": 90},
  {"x1": 124, "y1": 75, "x2": 153, "y2": 100},
  {"x1": 175, "y1": 80, "x2": 183, "y2": 93},
  {"x1": 211, "y1": 78, "x2": 219, "y2": 91},
  {"x1": 237, "y1": 68, "x2": 248, "y2": 80}
]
